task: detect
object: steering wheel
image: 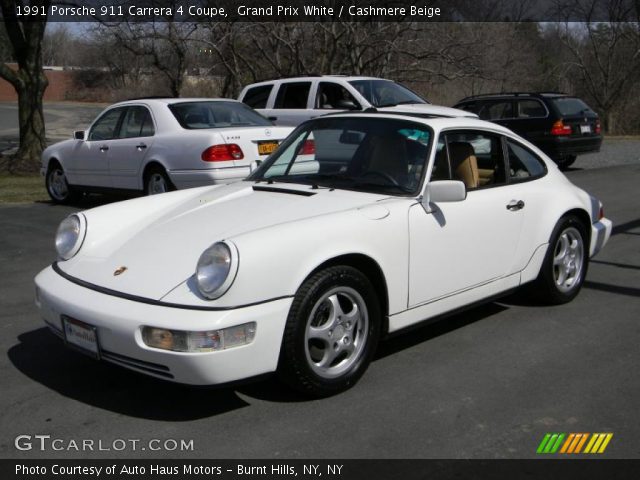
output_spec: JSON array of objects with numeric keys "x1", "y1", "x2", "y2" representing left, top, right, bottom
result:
[{"x1": 359, "y1": 170, "x2": 402, "y2": 188}]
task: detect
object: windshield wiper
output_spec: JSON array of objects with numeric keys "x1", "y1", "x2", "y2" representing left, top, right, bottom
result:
[{"x1": 350, "y1": 179, "x2": 414, "y2": 194}]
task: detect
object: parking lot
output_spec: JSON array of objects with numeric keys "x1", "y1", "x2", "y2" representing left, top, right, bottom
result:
[{"x1": 0, "y1": 159, "x2": 638, "y2": 459}]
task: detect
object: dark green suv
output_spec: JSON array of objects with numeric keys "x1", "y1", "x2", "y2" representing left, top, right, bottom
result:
[{"x1": 453, "y1": 93, "x2": 602, "y2": 169}]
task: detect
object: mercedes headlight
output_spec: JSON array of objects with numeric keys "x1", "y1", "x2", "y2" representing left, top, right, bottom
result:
[
  {"x1": 55, "y1": 214, "x2": 86, "y2": 260},
  {"x1": 196, "y1": 242, "x2": 238, "y2": 299}
]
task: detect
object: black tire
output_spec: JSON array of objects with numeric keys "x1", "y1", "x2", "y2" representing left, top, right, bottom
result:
[
  {"x1": 531, "y1": 215, "x2": 589, "y2": 304},
  {"x1": 144, "y1": 166, "x2": 174, "y2": 196},
  {"x1": 555, "y1": 155, "x2": 577, "y2": 170},
  {"x1": 278, "y1": 265, "x2": 381, "y2": 397},
  {"x1": 46, "y1": 161, "x2": 80, "y2": 204}
]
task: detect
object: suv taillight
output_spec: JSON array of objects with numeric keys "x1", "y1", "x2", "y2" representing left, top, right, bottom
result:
[
  {"x1": 551, "y1": 120, "x2": 572, "y2": 136},
  {"x1": 201, "y1": 144, "x2": 244, "y2": 162},
  {"x1": 595, "y1": 120, "x2": 602, "y2": 135}
]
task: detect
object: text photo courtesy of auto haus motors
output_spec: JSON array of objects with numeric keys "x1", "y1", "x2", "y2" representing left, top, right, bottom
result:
[
  {"x1": 38, "y1": 78, "x2": 612, "y2": 396},
  {"x1": 4, "y1": 0, "x2": 640, "y2": 475}
]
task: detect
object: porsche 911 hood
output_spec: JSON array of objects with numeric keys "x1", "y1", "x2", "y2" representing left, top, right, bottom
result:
[{"x1": 59, "y1": 182, "x2": 383, "y2": 300}]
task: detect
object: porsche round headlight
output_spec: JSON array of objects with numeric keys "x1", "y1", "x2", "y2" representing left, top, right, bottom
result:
[
  {"x1": 196, "y1": 242, "x2": 238, "y2": 299},
  {"x1": 55, "y1": 214, "x2": 86, "y2": 260}
]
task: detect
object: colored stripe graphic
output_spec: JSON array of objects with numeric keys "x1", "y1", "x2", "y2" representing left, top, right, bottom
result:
[
  {"x1": 584, "y1": 433, "x2": 614, "y2": 454},
  {"x1": 538, "y1": 433, "x2": 613, "y2": 454},
  {"x1": 536, "y1": 433, "x2": 565, "y2": 454}
]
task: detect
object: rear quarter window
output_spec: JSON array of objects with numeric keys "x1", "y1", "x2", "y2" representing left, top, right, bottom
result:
[
  {"x1": 242, "y1": 85, "x2": 273, "y2": 109},
  {"x1": 274, "y1": 82, "x2": 312, "y2": 109}
]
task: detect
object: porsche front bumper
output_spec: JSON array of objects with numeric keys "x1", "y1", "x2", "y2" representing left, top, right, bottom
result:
[{"x1": 34, "y1": 266, "x2": 291, "y2": 385}]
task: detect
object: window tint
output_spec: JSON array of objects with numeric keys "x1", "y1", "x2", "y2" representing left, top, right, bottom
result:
[
  {"x1": 243, "y1": 85, "x2": 273, "y2": 109},
  {"x1": 119, "y1": 106, "x2": 155, "y2": 138},
  {"x1": 479, "y1": 101, "x2": 514, "y2": 120},
  {"x1": 316, "y1": 82, "x2": 359, "y2": 110},
  {"x1": 552, "y1": 97, "x2": 593, "y2": 116},
  {"x1": 434, "y1": 131, "x2": 506, "y2": 189},
  {"x1": 251, "y1": 117, "x2": 430, "y2": 195},
  {"x1": 506, "y1": 140, "x2": 547, "y2": 179},
  {"x1": 169, "y1": 101, "x2": 271, "y2": 129},
  {"x1": 89, "y1": 108, "x2": 125, "y2": 141},
  {"x1": 274, "y1": 82, "x2": 311, "y2": 109},
  {"x1": 517, "y1": 99, "x2": 547, "y2": 118}
]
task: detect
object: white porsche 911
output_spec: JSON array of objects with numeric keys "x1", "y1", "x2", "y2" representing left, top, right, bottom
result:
[
  {"x1": 41, "y1": 98, "x2": 293, "y2": 203},
  {"x1": 35, "y1": 113, "x2": 612, "y2": 397}
]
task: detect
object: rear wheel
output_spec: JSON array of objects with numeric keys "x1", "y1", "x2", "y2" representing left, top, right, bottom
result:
[
  {"x1": 554, "y1": 155, "x2": 577, "y2": 170},
  {"x1": 46, "y1": 161, "x2": 80, "y2": 204},
  {"x1": 144, "y1": 166, "x2": 174, "y2": 195},
  {"x1": 531, "y1": 215, "x2": 589, "y2": 304},
  {"x1": 278, "y1": 266, "x2": 381, "y2": 397}
]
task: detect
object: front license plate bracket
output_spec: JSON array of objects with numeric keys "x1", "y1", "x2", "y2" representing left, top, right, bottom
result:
[{"x1": 61, "y1": 315, "x2": 101, "y2": 360}]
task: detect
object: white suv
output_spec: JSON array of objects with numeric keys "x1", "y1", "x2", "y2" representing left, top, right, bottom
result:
[{"x1": 238, "y1": 76, "x2": 475, "y2": 126}]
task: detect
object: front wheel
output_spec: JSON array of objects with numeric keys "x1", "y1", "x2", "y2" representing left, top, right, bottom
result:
[
  {"x1": 532, "y1": 215, "x2": 589, "y2": 304},
  {"x1": 278, "y1": 266, "x2": 381, "y2": 397},
  {"x1": 46, "y1": 162, "x2": 79, "y2": 204}
]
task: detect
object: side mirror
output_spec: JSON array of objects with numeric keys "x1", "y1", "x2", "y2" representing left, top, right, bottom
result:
[
  {"x1": 422, "y1": 180, "x2": 466, "y2": 212},
  {"x1": 74, "y1": 130, "x2": 85, "y2": 140},
  {"x1": 336, "y1": 99, "x2": 359, "y2": 110}
]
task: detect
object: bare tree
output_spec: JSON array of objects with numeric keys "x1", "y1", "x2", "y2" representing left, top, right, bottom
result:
[
  {"x1": 0, "y1": 0, "x2": 49, "y2": 172},
  {"x1": 554, "y1": 0, "x2": 640, "y2": 132}
]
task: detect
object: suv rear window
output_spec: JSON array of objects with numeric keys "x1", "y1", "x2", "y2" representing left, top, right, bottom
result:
[
  {"x1": 242, "y1": 85, "x2": 273, "y2": 109},
  {"x1": 274, "y1": 82, "x2": 311, "y2": 109},
  {"x1": 551, "y1": 97, "x2": 592, "y2": 116},
  {"x1": 169, "y1": 101, "x2": 271, "y2": 129}
]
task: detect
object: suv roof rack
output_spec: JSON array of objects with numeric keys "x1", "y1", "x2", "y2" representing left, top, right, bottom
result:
[
  {"x1": 255, "y1": 74, "x2": 324, "y2": 83},
  {"x1": 458, "y1": 91, "x2": 568, "y2": 102}
]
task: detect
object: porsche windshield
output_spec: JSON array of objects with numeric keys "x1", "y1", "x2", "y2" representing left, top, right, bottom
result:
[
  {"x1": 249, "y1": 117, "x2": 432, "y2": 195},
  {"x1": 349, "y1": 80, "x2": 428, "y2": 107}
]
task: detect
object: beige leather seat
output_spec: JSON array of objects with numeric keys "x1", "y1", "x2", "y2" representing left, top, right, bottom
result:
[{"x1": 448, "y1": 142, "x2": 479, "y2": 189}]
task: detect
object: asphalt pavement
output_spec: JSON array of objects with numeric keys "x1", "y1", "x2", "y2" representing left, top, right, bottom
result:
[{"x1": 0, "y1": 163, "x2": 638, "y2": 460}]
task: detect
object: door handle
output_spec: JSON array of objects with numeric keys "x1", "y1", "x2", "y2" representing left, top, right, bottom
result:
[
  {"x1": 267, "y1": 116, "x2": 278, "y2": 121},
  {"x1": 136, "y1": 143, "x2": 147, "y2": 150},
  {"x1": 99, "y1": 145, "x2": 109, "y2": 152},
  {"x1": 506, "y1": 200, "x2": 525, "y2": 211}
]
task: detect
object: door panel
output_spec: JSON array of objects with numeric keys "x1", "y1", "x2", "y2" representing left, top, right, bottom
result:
[
  {"x1": 65, "y1": 141, "x2": 112, "y2": 187},
  {"x1": 108, "y1": 106, "x2": 155, "y2": 189},
  {"x1": 67, "y1": 107, "x2": 126, "y2": 187},
  {"x1": 408, "y1": 186, "x2": 525, "y2": 306}
]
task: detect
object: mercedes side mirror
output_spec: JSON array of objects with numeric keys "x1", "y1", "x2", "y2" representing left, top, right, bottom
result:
[{"x1": 74, "y1": 130, "x2": 85, "y2": 140}]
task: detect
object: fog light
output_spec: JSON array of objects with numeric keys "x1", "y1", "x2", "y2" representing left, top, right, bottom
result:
[{"x1": 142, "y1": 323, "x2": 256, "y2": 352}]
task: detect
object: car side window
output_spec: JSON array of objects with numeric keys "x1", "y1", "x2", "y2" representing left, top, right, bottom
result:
[
  {"x1": 274, "y1": 82, "x2": 311, "y2": 109},
  {"x1": 315, "y1": 82, "x2": 359, "y2": 110},
  {"x1": 242, "y1": 85, "x2": 273, "y2": 109},
  {"x1": 434, "y1": 131, "x2": 507, "y2": 190},
  {"x1": 119, "y1": 106, "x2": 155, "y2": 139},
  {"x1": 506, "y1": 139, "x2": 547, "y2": 180},
  {"x1": 88, "y1": 108, "x2": 125, "y2": 141},
  {"x1": 517, "y1": 99, "x2": 547, "y2": 118},
  {"x1": 479, "y1": 101, "x2": 514, "y2": 120}
]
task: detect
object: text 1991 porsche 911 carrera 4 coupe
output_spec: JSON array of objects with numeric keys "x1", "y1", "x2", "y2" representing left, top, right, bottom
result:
[{"x1": 35, "y1": 113, "x2": 612, "y2": 397}]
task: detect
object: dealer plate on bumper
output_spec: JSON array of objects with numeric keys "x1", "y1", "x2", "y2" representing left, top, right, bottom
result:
[{"x1": 62, "y1": 315, "x2": 101, "y2": 359}]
